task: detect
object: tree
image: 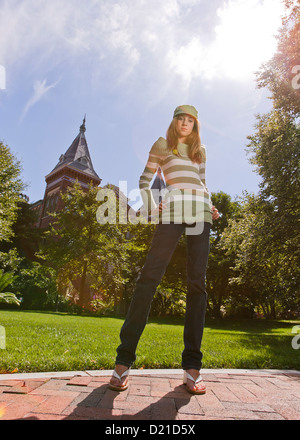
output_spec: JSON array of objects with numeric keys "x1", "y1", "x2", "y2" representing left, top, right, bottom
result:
[
  {"x1": 0, "y1": 142, "x2": 24, "y2": 243},
  {"x1": 118, "y1": 221, "x2": 155, "y2": 314},
  {"x1": 206, "y1": 192, "x2": 241, "y2": 318},
  {"x1": 219, "y1": 0, "x2": 300, "y2": 319},
  {"x1": 246, "y1": 111, "x2": 300, "y2": 307},
  {"x1": 220, "y1": 194, "x2": 295, "y2": 319},
  {"x1": 10, "y1": 260, "x2": 61, "y2": 311},
  {"x1": 244, "y1": 0, "x2": 300, "y2": 316},
  {"x1": 39, "y1": 181, "x2": 128, "y2": 311},
  {"x1": 0, "y1": 196, "x2": 41, "y2": 261},
  {"x1": 255, "y1": 0, "x2": 300, "y2": 117},
  {"x1": 247, "y1": 111, "x2": 300, "y2": 222},
  {"x1": 152, "y1": 232, "x2": 187, "y2": 317}
]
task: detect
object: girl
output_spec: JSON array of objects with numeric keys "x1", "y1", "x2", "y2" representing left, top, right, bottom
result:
[{"x1": 109, "y1": 105, "x2": 219, "y2": 395}]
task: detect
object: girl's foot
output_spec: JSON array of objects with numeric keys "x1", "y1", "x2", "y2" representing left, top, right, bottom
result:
[
  {"x1": 109, "y1": 365, "x2": 130, "y2": 391},
  {"x1": 183, "y1": 369, "x2": 206, "y2": 395}
]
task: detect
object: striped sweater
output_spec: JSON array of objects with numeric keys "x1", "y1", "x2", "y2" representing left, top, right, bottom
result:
[{"x1": 139, "y1": 137, "x2": 212, "y2": 225}]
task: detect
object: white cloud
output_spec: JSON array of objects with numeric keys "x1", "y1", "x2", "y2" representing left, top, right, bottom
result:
[
  {"x1": 214, "y1": 0, "x2": 285, "y2": 80},
  {"x1": 0, "y1": 0, "x2": 285, "y2": 102},
  {"x1": 20, "y1": 78, "x2": 59, "y2": 121},
  {"x1": 168, "y1": 0, "x2": 285, "y2": 85},
  {"x1": 0, "y1": 1, "x2": 178, "y2": 65}
]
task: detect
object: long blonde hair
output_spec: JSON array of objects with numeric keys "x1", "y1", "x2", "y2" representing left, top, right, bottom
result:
[{"x1": 166, "y1": 116, "x2": 204, "y2": 164}]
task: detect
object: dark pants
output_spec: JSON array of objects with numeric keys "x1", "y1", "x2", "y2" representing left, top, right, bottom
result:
[{"x1": 116, "y1": 222, "x2": 211, "y2": 371}]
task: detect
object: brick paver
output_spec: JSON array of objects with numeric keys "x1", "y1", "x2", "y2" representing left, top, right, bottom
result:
[{"x1": 0, "y1": 369, "x2": 299, "y2": 421}]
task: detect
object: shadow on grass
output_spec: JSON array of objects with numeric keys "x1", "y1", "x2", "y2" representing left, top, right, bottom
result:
[
  {"x1": 2, "y1": 307, "x2": 299, "y2": 328},
  {"x1": 204, "y1": 318, "x2": 299, "y2": 334},
  {"x1": 4, "y1": 309, "x2": 298, "y2": 330}
]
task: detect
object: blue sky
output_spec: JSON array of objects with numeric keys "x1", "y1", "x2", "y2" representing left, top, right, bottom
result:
[{"x1": 0, "y1": 0, "x2": 285, "y2": 207}]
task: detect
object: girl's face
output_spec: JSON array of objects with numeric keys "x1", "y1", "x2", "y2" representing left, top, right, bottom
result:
[{"x1": 176, "y1": 114, "x2": 195, "y2": 142}]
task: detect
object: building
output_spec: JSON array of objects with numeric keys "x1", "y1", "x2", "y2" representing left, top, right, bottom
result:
[
  {"x1": 36, "y1": 117, "x2": 101, "y2": 229},
  {"x1": 151, "y1": 167, "x2": 166, "y2": 206}
]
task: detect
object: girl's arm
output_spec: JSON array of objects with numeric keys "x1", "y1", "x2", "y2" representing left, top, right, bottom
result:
[
  {"x1": 139, "y1": 150, "x2": 162, "y2": 214},
  {"x1": 200, "y1": 146, "x2": 219, "y2": 220},
  {"x1": 199, "y1": 145, "x2": 208, "y2": 191}
]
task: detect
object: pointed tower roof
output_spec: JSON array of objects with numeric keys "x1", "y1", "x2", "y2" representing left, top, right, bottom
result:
[
  {"x1": 47, "y1": 117, "x2": 101, "y2": 182},
  {"x1": 151, "y1": 167, "x2": 166, "y2": 205}
]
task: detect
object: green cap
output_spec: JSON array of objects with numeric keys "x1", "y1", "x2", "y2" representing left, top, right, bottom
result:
[{"x1": 173, "y1": 105, "x2": 198, "y2": 120}]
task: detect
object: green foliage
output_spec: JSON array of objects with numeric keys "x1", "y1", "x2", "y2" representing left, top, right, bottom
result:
[
  {"x1": 118, "y1": 221, "x2": 155, "y2": 314},
  {"x1": 0, "y1": 189, "x2": 55, "y2": 310},
  {"x1": 0, "y1": 269, "x2": 20, "y2": 306},
  {"x1": 206, "y1": 192, "x2": 241, "y2": 318},
  {"x1": 218, "y1": 1, "x2": 300, "y2": 319},
  {"x1": 0, "y1": 142, "x2": 24, "y2": 243},
  {"x1": 246, "y1": 111, "x2": 300, "y2": 315},
  {"x1": 247, "y1": 111, "x2": 300, "y2": 216},
  {"x1": 16, "y1": 262, "x2": 61, "y2": 310},
  {"x1": 39, "y1": 181, "x2": 129, "y2": 311},
  {"x1": 0, "y1": 198, "x2": 42, "y2": 264},
  {"x1": 255, "y1": 0, "x2": 300, "y2": 117}
]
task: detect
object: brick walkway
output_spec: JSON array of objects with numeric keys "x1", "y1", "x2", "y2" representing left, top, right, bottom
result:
[{"x1": 0, "y1": 369, "x2": 299, "y2": 421}]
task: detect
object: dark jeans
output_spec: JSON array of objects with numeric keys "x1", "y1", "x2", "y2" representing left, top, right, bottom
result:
[{"x1": 116, "y1": 222, "x2": 211, "y2": 371}]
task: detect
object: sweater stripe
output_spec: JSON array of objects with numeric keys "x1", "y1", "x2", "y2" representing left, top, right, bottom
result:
[{"x1": 139, "y1": 138, "x2": 212, "y2": 224}]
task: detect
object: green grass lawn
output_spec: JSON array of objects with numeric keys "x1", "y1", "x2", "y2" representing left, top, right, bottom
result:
[{"x1": 0, "y1": 310, "x2": 299, "y2": 373}]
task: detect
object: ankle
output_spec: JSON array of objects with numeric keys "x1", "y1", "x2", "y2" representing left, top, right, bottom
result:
[
  {"x1": 186, "y1": 369, "x2": 200, "y2": 380},
  {"x1": 115, "y1": 364, "x2": 129, "y2": 375}
]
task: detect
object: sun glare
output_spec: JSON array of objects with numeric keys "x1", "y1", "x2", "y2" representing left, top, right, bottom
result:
[
  {"x1": 215, "y1": 0, "x2": 285, "y2": 80},
  {"x1": 168, "y1": 0, "x2": 285, "y2": 83},
  {"x1": 0, "y1": 405, "x2": 6, "y2": 419}
]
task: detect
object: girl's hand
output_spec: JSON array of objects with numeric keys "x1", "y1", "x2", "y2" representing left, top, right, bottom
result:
[
  {"x1": 151, "y1": 201, "x2": 167, "y2": 217},
  {"x1": 212, "y1": 205, "x2": 220, "y2": 220},
  {"x1": 158, "y1": 201, "x2": 167, "y2": 212}
]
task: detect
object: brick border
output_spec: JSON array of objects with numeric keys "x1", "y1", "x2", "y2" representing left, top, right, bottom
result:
[
  {"x1": 1, "y1": 369, "x2": 300, "y2": 420},
  {"x1": 0, "y1": 368, "x2": 299, "y2": 381}
]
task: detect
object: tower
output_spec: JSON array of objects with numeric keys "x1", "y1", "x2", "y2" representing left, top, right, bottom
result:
[
  {"x1": 151, "y1": 167, "x2": 166, "y2": 205},
  {"x1": 38, "y1": 118, "x2": 101, "y2": 229}
]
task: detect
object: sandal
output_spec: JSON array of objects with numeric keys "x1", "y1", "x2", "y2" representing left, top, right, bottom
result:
[
  {"x1": 183, "y1": 370, "x2": 206, "y2": 395},
  {"x1": 109, "y1": 368, "x2": 130, "y2": 391}
]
